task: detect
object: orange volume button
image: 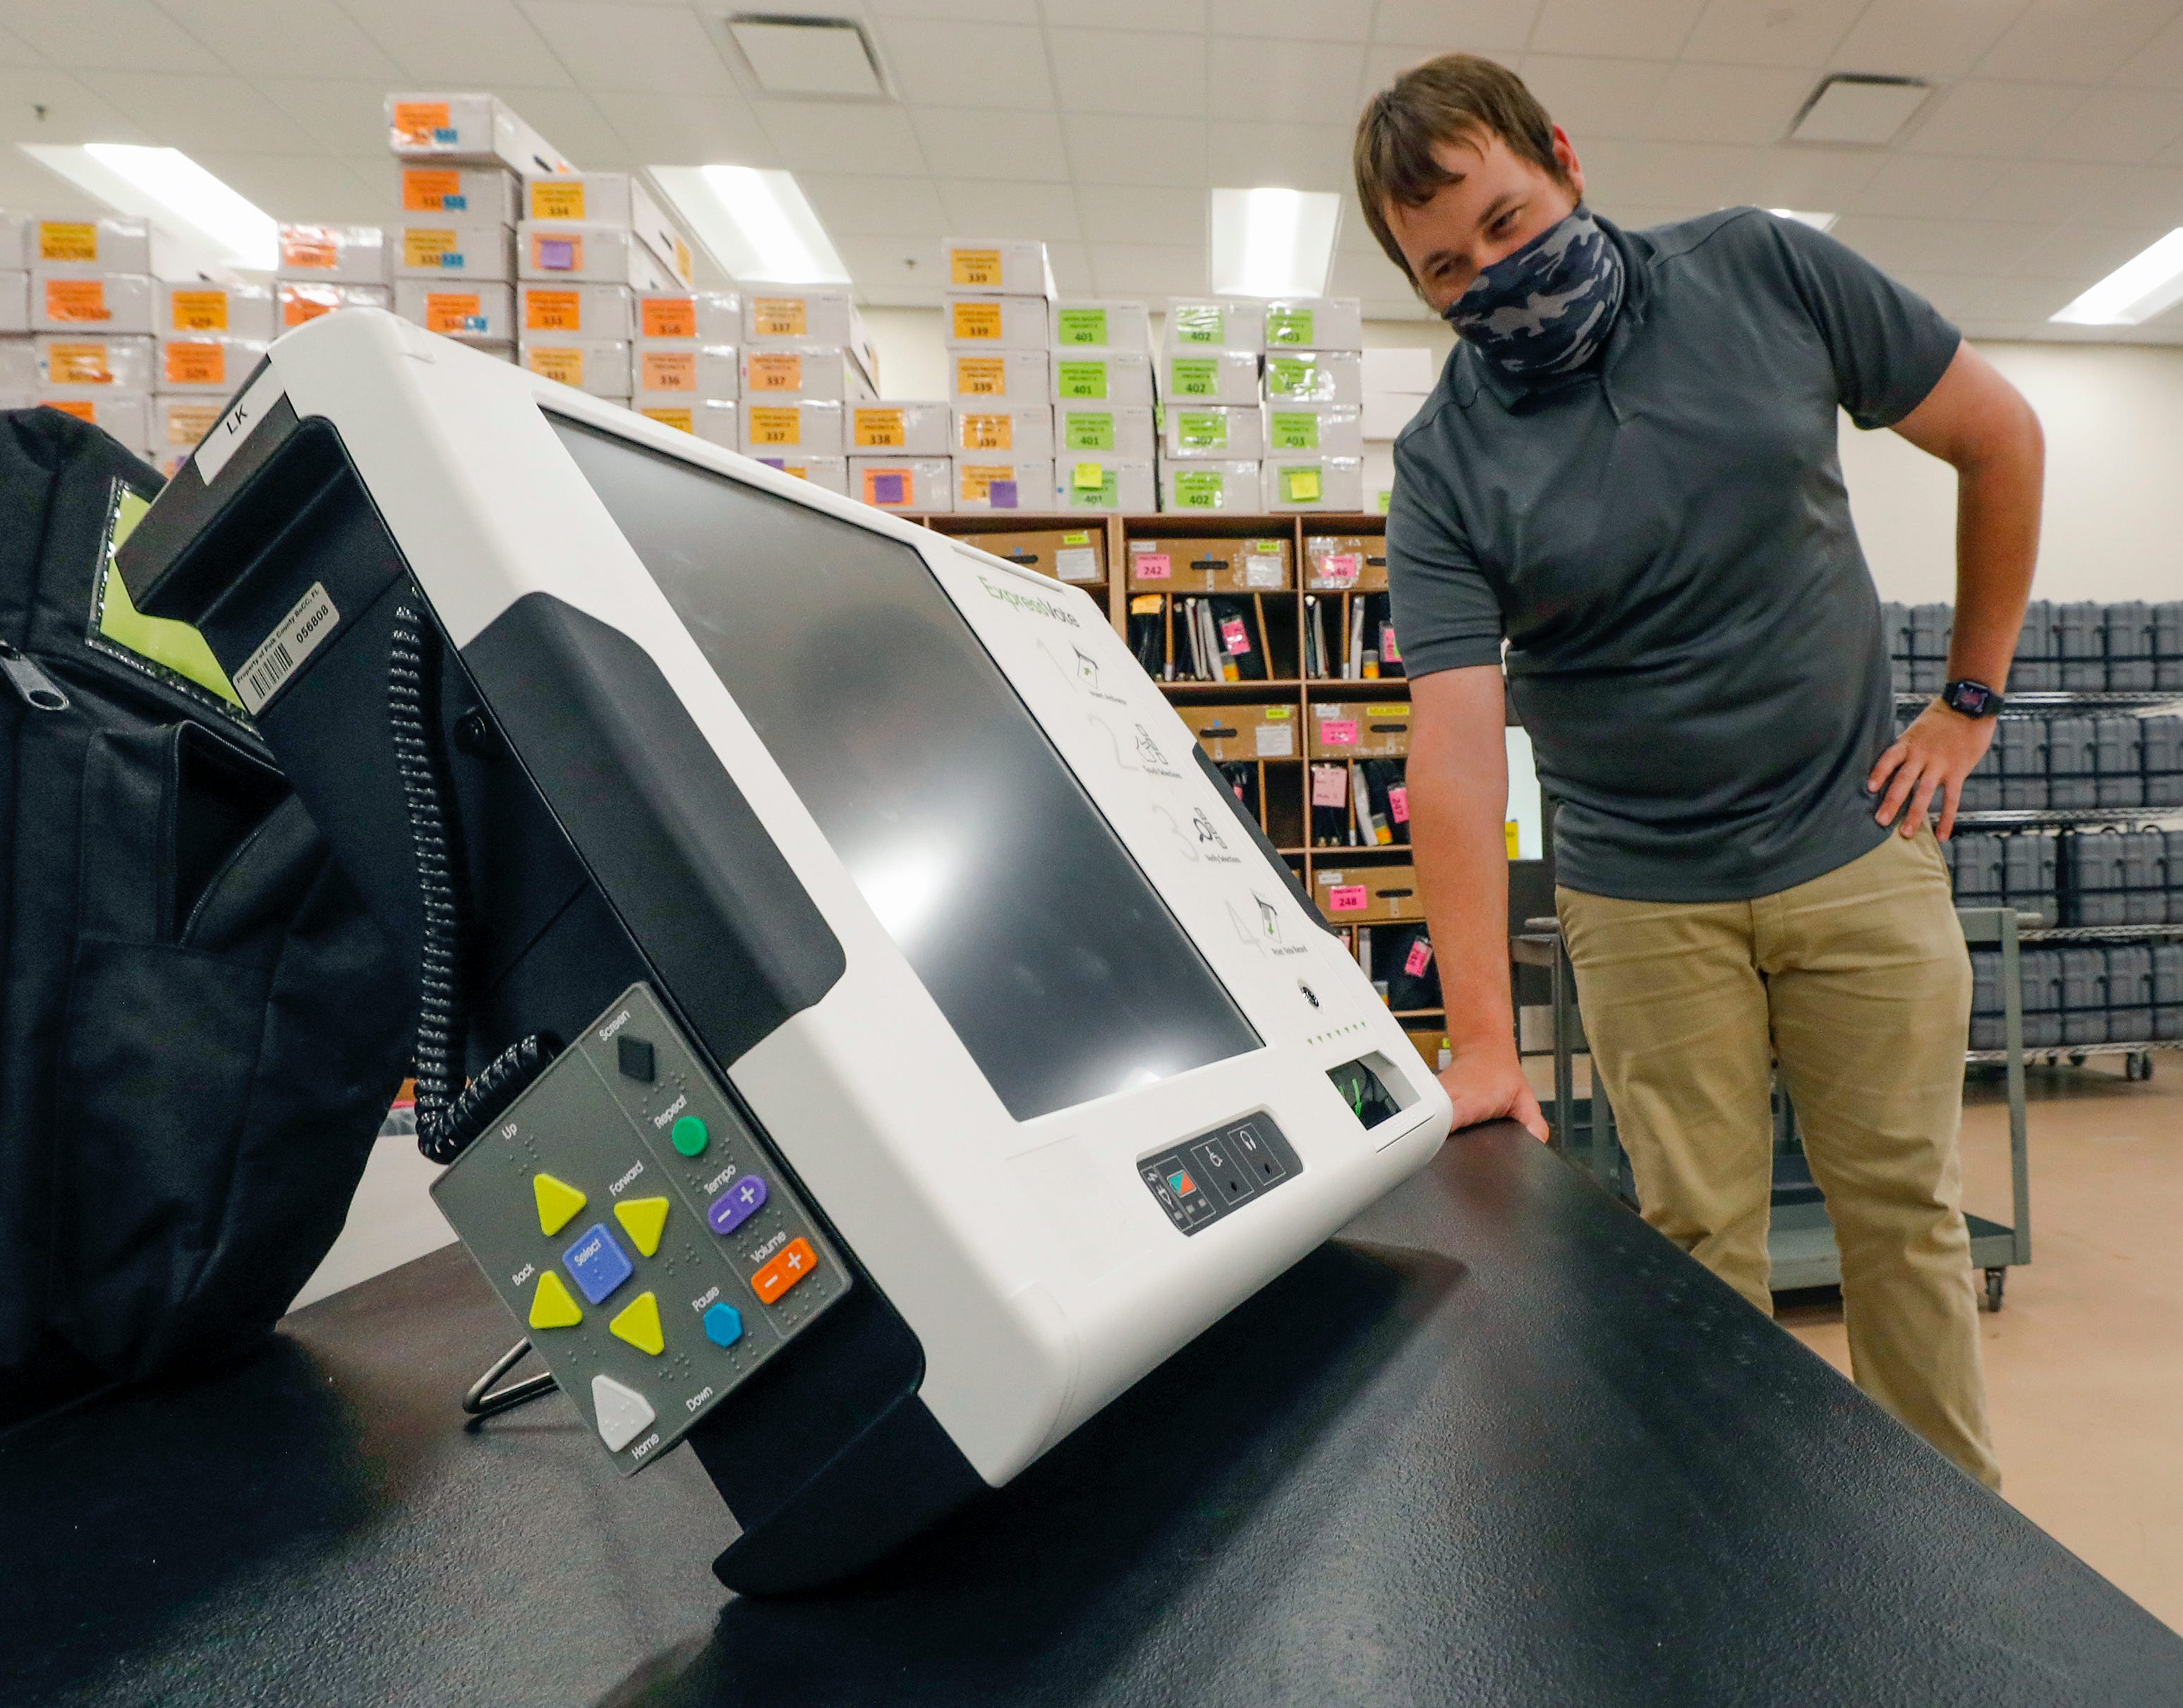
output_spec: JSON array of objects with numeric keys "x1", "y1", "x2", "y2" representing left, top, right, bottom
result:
[{"x1": 751, "y1": 1238, "x2": 818, "y2": 1305}]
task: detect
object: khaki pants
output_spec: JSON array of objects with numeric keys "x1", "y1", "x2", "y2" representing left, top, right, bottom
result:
[{"x1": 1556, "y1": 828, "x2": 2001, "y2": 1490}]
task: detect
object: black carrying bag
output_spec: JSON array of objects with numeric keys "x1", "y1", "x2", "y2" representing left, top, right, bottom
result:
[{"x1": 0, "y1": 407, "x2": 410, "y2": 1415}]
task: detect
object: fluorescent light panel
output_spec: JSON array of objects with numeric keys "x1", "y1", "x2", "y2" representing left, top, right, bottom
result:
[
  {"x1": 22, "y1": 143, "x2": 277, "y2": 272},
  {"x1": 1210, "y1": 187, "x2": 1340, "y2": 298},
  {"x1": 648, "y1": 164, "x2": 849, "y2": 284},
  {"x1": 1767, "y1": 207, "x2": 1838, "y2": 232},
  {"x1": 2051, "y1": 228, "x2": 2183, "y2": 326}
]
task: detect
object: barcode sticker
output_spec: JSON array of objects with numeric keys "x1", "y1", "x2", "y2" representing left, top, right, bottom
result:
[{"x1": 236, "y1": 581, "x2": 339, "y2": 715}]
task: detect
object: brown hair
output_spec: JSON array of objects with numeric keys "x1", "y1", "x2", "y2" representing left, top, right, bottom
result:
[{"x1": 1354, "y1": 54, "x2": 1568, "y2": 283}]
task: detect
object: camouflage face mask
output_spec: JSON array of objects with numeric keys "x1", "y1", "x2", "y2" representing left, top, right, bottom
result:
[{"x1": 1442, "y1": 205, "x2": 1624, "y2": 382}]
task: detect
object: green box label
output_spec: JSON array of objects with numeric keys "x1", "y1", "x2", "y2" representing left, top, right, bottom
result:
[
  {"x1": 1056, "y1": 359, "x2": 1108, "y2": 399},
  {"x1": 1063, "y1": 409, "x2": 1114, "y2": 449},
  {"x1": 1266, "y1": 308, "x2": 1314, "y2": 346},
  {"x1": 1266, "y1": 354, "x2": 1318, "y2": 398},
  {"x1": 1169, "y1": 357, "x2": 1219, "y2": 396},
  {"x1": 1068, "y1": 468, "x2": 1120, "y2": 508},
  {"x1": 1174, "y1": 468, "x2": 1227, "y2": 509},
  {"x1": 1056, "y1": 307, "x2": 1107, "y2": 346},
  {"x1": 1269, "y1": 410, "x2": 1319, "y2": 450},
  {"x1": 1175, "y1": 410, "x2": 1227, "y2": 450},
  {"x1": 1172, "y1": 303, "x2": 1223, "y2": 343}
]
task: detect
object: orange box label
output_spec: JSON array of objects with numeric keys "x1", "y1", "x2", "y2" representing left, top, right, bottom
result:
[
  {"x1": 392, "y1": 100, "x2": 452, "y2": 148},
  {"x1": 746, "y1": 352, "x2": 802, "y2": 393},
  {"x1": 529, "y1": 180, "x2": 586, "y2": 220},
  {"x1": 43, "y1": 398, "x2": 97, "y2": 423},
  {"x1": 957, "y1": 412, "x2": 1012, "y2": 450},
  {"x1": 750, "y1": 296, "x2": 806, "y2": 337},
  {"x1": 424, "y1": 292, "x2": 484, "y2": 334},
  {"x1": 951, "y1": 248, "x2": 1000, "y2": 286},
  {"x1": 47, "y1": 344, "x2": 111, "y2": 384},
  {"x1": 951, "y1": 300, "x2": 1002, "y2": 341},
  {"x1": 280, "y1": 228, "x2": 338, "y2": 270},
  {"x1": 169, "y1": 289, "x2": 229, "y2": 332},
  {"x1": 281, "y1": 284, "x2": 336, "y2": 327},
  {"x1": 164, "y1": 342, "x2": 226, "y2": 386},
  {"x1": 401, "y1": 168, "x2": 461, "y2": 212},
  {"x1": 403, "y1": 227, "x2": 460, "y2": 267},
  {"x1": 955, "y1": 356, "x2": 1005, "y2": 396},
  {"x1": 750, "y1": 1238, "x2": 819, "y2": 1304},
  {"x1": 640, "y1": 349, "x2": 695, "y2": 392},
  {"x1": 854, "y1": 407, "x2": 905, "y2": 448},
  {"x1": 524, "y1": 289, "x2": 581, "y2": 331},
  {"x1": 746, "y1": 406, "x2": 800, "y2": 446},
  {"x1": 640, "y1": 406, "x2": 694, "y2": 433},
  {"x1": 162, "y1": 401, "x2": 222, "y2": 442},
  {"x1": 38, "y1": 222, "x2": 97, "y2": 262},
  {"x1": 44, "y1": 279, "x2": 109, "y2": 323},
  {"x1": 525, "y1": 346, "x2": 585, "y2": 385},
  {"x1": 641, "y1": 296, "x2": 694, "y2": 339}
]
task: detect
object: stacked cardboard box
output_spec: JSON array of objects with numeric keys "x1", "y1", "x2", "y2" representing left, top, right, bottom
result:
[
  {"x1": 519, "y1": 171, "x2": 696, "y2": 396},
  {"x1": 26, "y1": 215, "x2": 158, "y2": 459},
  {"x1": 1051, "y1": 293, "x2": 1152, "y2": 515},
  {"x1": 739, "y1": 282, "x2": 875, "y2": 502},
  {"x1": 276, "y1": 221, "x2": 390, "y2": 345},
  {"x1": 0, "y1": 214, "x2": 25, "y2": 414},
  {"x1": 939, "y1": 240, "x2": 1054, "y2": 516},
  {"x1": 1156, "y1": 299, "x2": 1263, "y2": 511},
  {"x1": 631, "y1": 288, "x2": 742, "y2": 451},
  {"x1": 151, "y1": 280, "x2": 274, "y2": 474},
  {"x1": 1360, "y1": 346, "x2": 1437, "y2": 514},
  {"x1": 1259, "y1": 298, "x2": 1366, "y2": 512}
]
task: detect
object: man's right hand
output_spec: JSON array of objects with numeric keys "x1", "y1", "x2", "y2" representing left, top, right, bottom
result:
[{"x1": 1439, "y1": 1046, "x2": 1550, "y2": 1143}]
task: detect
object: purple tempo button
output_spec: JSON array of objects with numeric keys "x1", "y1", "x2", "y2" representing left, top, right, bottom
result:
[{"x1": 708, "y1": 1175, "x2": 769, "y2": 1235}]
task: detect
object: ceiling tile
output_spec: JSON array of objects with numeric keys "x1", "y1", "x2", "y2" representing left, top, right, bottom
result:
[
  {"x1": 1734, "y1": 142, "x2": 1887, "y2": 206},
  {"x1": 1897, "y1": 79, "x2": 2082, "y2": 157},
  {"x1": 1972, "y1": 0, "x2": 2182, "y2": 85},
  {"x1": 2007, "y1": 220, "x2": 2168, "y2": 279},
  {"x1": 1208, "y1": 37, "x2": 1365, "y2": 123},
  {"x1": 1360, "y1": 44, "x2": 1437, "y2": 101},
  {"x1": 1576, "y1": 138, "x2": 1756, "y2": 209},
  {"x1": 1826, "y1": 0, "x2": 2033, "y2": 82},
  {"x1": 1520, "y1": 55, "x2": 1673, "y2": 138},
  {"x1": 866, "y1": 0, "x2": 1040, "y2": 20},
  {"x1": 1329, "y1": 243, "x2": 1413, "y2": 301},
  {"x1": 492, "y1": 88, "x2": 634, "y2": 167},
  {"x1": 256, "y1": 78, "x2": 401, "y2": 159},
  {"x1": 192, "y1": 151, "x2": 386, "y2": 222},
  {"x1": 1641, "y1": 61, "x2": 1811, "y2": 145},
  {"x1": 0, "y1": 66, "x2": 156, "y2": 148},
  {"x1": 1371, "y1": 0, "x2": 1542, "y2": 51},
  {"x1": 341, "y1": 0, "x2": 574, "y2": 87},
  {"x1": 0, "y1": 23, "x2": 44, "y2": 67},
  {"x1": 797, "y1": 171, "x2": 948, "y2": 236},
  {"x1": 876, "y1": 18, "x2": 1055, "y2": 109},
  {"x1": 933, "y1": 178, "x2": 1082, "y2": 241},
  {"x1": 2031, "y1": 85, "x2": 2183, "y2": 163},
  {"x1": 1063, "y1": 113, "x2": 1207, "y2": 187},
  {"x1": 758, "y1": 99, "x2": 930, "y2": 176},
  {"x1": 912, "y1": 106, "x2": 1068, "y2": 180},
  {"x1": 1206, "y1": 122, "x2": 1351, "y2": 192},
  {"x1": 588, "y1": 89, "x2": 776, "y2": 166},
  {"x1": 1679, "y1": 0, "x2": 1865, "y2": 68},
  {"x1": 523, "y1": 3, "x2": 737, "y2": 95},
  {"x1": 1045, "y1": 238, "x2": 1092, "y2": 291},
  {"x1": 1530, "y1": 0, "x2": 1710, "y2": 59},
  {"x1": 1844, "y1": 152, "x2": 2009, "y2": 219},
  {"x1": 1085, "y1": 238, "x2": 1205, "y2": 294},
  {"x1": 2112, "y1": 8, "x2": 2183, "y2": 86},
  {"x1": 1982, "y1": 159, "x2": 2183, "y2": 226},
  {"x1": 78, "y1": 71, "x2": 322, "y2": 153},
  {"x1": 1039, "y1": 0, "x2": 1209, "y2": 31},
  {"x1": 1206, "y1": 0, "x2": 1372, "y2": 42},
  {"x1": 155, "y1": 0, "x2": 404, "y2": 80},
  {"x1": 1048, "y1": 27, "x2": 1207, "y2": 114},
  {"x1": 1076, "y1": 183, "x2": 1207, "y2": 246},
  {"x1": 7, "y1": 1, "x2": 225, "y2": 75},
  {"x1": 1830, "y1": 212, "x2": 2047, "y2": 273}
]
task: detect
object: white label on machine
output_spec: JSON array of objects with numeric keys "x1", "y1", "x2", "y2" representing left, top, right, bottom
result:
[
  {"x1": 236, "y1": 580, "x2": 339, "y2": 713},
  {"x1": 194, "y1": 365, "x2": 285, "y2": 486}
]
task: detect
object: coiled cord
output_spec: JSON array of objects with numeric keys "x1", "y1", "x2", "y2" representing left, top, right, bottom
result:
[{"x1": 389, "y1": 599, "x2": 557, "y2": 1164}]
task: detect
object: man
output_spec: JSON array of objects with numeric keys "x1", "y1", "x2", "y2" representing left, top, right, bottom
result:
[{"x1": 1354, "y1": 55, "x2": 2043, "y2": 1490}]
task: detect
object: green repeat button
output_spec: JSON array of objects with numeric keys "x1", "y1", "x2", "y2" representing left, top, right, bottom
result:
[{"x1": 671, "y1": 1115, "x2": 709, "y2": 1157}]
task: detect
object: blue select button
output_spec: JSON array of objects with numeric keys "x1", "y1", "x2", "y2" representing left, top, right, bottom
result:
[
  {"x1": 562, "y1": 1223, "x2": 634, "y2": 1306},
  {"x1": 708, "y1": 1174, "x2": 768, "y2": 1236},
  {"x1": 703, "y1": 1302, "x2": 744, "y2": 1347}
]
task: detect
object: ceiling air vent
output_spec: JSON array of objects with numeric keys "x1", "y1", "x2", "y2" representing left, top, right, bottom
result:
[
  {"x1": 725, "y1": 14, "x2": 888, "y2": 99},
  {"x1": 1788, "y1": 75, "x2": 1930, "y2": 146}
]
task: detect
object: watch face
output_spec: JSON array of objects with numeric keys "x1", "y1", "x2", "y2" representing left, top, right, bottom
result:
[{"x1": 1947, "y1": 680, "x2": 1997, "y2": 715}]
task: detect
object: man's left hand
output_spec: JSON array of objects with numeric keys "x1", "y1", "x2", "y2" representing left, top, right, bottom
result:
[{"x1": 1867, "y1": 703, "x2": 1998, "y2": 841}]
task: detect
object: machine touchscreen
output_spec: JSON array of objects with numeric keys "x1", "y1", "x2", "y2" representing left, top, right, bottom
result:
[{"x1": 548, "y1": 413, "x2": 1262, "y2": 1122}]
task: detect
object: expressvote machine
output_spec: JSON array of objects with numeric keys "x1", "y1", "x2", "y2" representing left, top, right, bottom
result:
[{"x1": 116, "y1": 310, "x2": 1452, "y2": 1592}]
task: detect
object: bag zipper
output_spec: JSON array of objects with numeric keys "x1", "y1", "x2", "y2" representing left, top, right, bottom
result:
[{"x1": 0, "y1": 638, "x2": 68, "y2": 712}]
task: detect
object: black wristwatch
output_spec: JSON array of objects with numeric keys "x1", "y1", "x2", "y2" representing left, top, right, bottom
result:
[{"x1": 1940, "y1": 678, "x2": 2004, "y2": 717}]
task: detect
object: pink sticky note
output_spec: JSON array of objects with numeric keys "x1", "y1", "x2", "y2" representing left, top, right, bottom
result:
[
  {"x1": 1405, "y1": 937, "x2": 1434, "y2": 976},
  {"x1": 1319, "y1": 552, "x2": 1360, "y2": 586},
  {"x1": 1136, "y1": 552, "x2": 1172, "y2": 581},
  {"x1": 1219, "y1": 615, "x2": 1251, "y2": 655},
  {"x1": 1328, "y1": 884, "x2": 1368, "y2": 913},
  {"x1": 1387, "y1": 785, "x2": 1410, "y2": 825},
  {"x1": 1311, "y1": 766, "x2": 1347, "y2": 806},
  {"x1": 1320, "y1": 719, "x2": 1359, "y2": 746}
]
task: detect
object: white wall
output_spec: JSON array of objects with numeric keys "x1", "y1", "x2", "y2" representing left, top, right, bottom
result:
[{"x1": 1842, "y1": 340, "x2": 2183, "y2": 604}]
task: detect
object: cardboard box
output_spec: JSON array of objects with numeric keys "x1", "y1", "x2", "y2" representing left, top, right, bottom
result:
[
  {"x1": 750, "y1": 452, "x2": 847, "y2": 496},
  {"x1": 1177, "y1": 702, "x2": 1302, "y2": 761},
  {"x1": 1264, "y1": 349, "x2": 1364, "y2": 407},
  {"x1": 1266, "y1": 402, "x2": 1365, "y2": 458},
  {"x1": 398, "y1": 164, "x2": 520, "y2": 225},
  {"x1": 1305, "y1": 533, "x2": 1389, "y2": 592},
  {"x1": 0, "y1": 274, "x2": 25, "y2": 335},
  {"x1": 277, "y1": 281, "x2": 392, "y2": 331},
  {"x1": 519, "y1": 282, "x2": 636, "y2": 339},
  {"x1": 1361, "y1": 393, "x2": 1427, "y2": 440},
  {"x1": 31, "y1": 272, "x2": 156, "y2": 334},
  {"x1": 1313, "y1": 863, "x2": 1423, "y2": 923},
  {"x1": 1310, "y1": 701, "x2": 1413, "y2": 759},
  {"x1": 153, "y1": 394, "x2": 226, "y2": 451},
  {"x1": 944, "y1": 238, "x2": 1055, "y2": 298},
  {"x1": 1053, "y1": 454, "x2": 1154, "y2": 513},
  {"x1": 1158, "y1": 459, "x2": 1262, "y2": 512},
  {"x1": 159, "y1": 281, "x2": 275, "y2": 341},
  {"x1": 398, "y1": 281, "x2": 516, "y2": 343},
  {"x1": 523, "y1": 174, "x2": 689, "y2": 281},
  {"x1": 964, "y1": 526, "x2": 1107, "y2": 584},
  {"x1": 1055, "y1": 401, "x2": 1154, "y2": 461},
  {"x1": 1053, "y1": 349, "x2": 1153, "y2": 406},
  {"x1": 1158, "y1": 347, "x2": 1259, "y2": 405},
  {"x1": 953, "y1": 403, "x2": 1053, "y2": 458},
  {"x1": 950, "y1": 348, "x2": 1048, "y2": 403},
  {"x1": 35, "y1": 390, "x2": 150, "y2": 452},
  {"x1": 155, "y1": 336, "x2": 267, "y2": 394},
  {"x1": 397, "y1": 222, "x2": 514, "y2": 283},
  {"x1": 520, "y1": 338, "x2": 632, "y2": 398},
  {"x1": 32, "y1": 217, "x2": 152, "y2": 274},
  {"x1": 740, "y1": 345, "x2": 872, "y2": 402},
  {"x1": 955, "y1": 457, "x2": 1055, "y2": 512},
  {"x1": 279, "y1": 224, "x2": 389, "y2": 284},
  {"x1": 1166, "y1": 298, "x2": 1264, "y2": 353},
  {"x1": 1264, "y1": 455, "x2": 1366, "y2": 512},
  {"x1": 0, "y1": 337, "x2": 34, "y2": 392},
  {"x1": 636, "y1": 396, "x2": 737, "y2": 449},
  {"x1": 37, "y1": 333, "x2": 154, "y2": 390},
  {"x1": 518, "y1": 223, "x2": 676, "y2": 289},
  {"x1": 1127, "y1": 534, "x2": 1291, "y2": 593},
  {"x1": 943, "y1": 293, "x2": 1050, "y2": 350},
  {"x1": 0, "y1": 214, "x2": 24, "y2": 271},
  {"x1": 743, "y1": 284, "x2": 858, "y2": 346},
  {"x1": 1262, "y1": 297, "x2": 1364, "y2": 352},
  {"x1": 636, "y1": 290, "x2": 740, "y2": 343},
  {"x1": 1163, "y1": 403, "x2": 1265, "y2": 461},
  {"x1": 1051, "y1": 299, "x2": 1151, "y2": 354},
  {"x1": 850, "y1": 455, "x2": 950, "y2": 512},
  {"x1": 387, "y1": 92, "x2": 576, "y2": 176},
  {"x1": 742, "y1": 398, "x2": 844, "y2": 456},
  {"x1": 635, "y1": 344, "x2": 739, "y2": 399},
  {"x1": 1364, "y1": 346, "x2": 1437, "y2": 392},
  {"x1": 849, "y1": 400, "x2": 950, "y2": 454}
]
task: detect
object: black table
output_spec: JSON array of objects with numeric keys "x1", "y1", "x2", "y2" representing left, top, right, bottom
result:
[{"x1": 9, "y1": 1123, "x2": 2182, "y2": 1707}]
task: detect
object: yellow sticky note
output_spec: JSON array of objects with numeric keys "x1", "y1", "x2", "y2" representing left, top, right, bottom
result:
[
  {"x1": 1283, "y1": 466, "x2": 1322, "y2": 502},
  {"x1": 1073, "y1": 461, "x2": 1104, "y2": 492}
]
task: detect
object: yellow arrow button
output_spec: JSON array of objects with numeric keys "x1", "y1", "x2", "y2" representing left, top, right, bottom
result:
[
  {"x1": 528, "y1": 1268, "x2": 583, "y2": 1331},
  {"x1": 609, "y1": 1290, "x2": 665, "y2": 1357},
  {"x1": 533, "y1": 1173, "x2": 588, "y2": 1237},
  {"x1": 613, "y1": 1195, "x2": 670, "y2": 1258}
]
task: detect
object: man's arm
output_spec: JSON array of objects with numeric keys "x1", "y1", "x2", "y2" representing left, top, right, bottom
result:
[
  {"x1": 1407, "y1": 665, "x2": 1548, "y2": 1140},
  {"x1": 1867, "y1": 341, "x2": 2045, "y2": 840}
]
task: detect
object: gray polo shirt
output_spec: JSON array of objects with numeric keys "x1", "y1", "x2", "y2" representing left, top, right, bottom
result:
[{"x1": 1389, "y1": 207, "x2": 1959, "y2": 903}]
